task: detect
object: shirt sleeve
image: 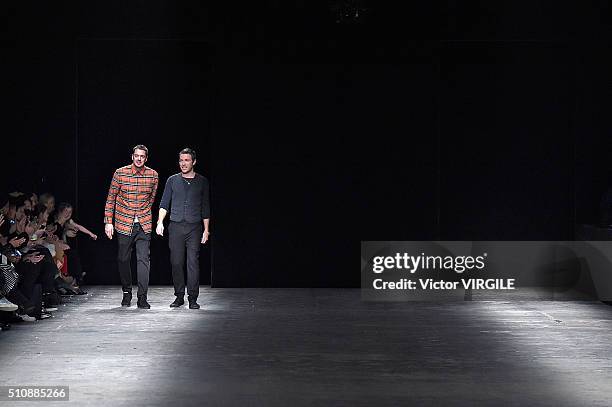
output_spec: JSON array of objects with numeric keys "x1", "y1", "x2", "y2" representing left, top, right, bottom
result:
[
  {"x1": 146, "y1": 171, "x2": 159, "y2": 211},
  {"x1": 104, "y1": 170, "x2": 120, "y2": 225},
  {"x1": 201, "y1": 177, "x2": 210, "y2": 219},
  {"x1": 159, "y1": 176, "x2": 173, "y2": 211}
]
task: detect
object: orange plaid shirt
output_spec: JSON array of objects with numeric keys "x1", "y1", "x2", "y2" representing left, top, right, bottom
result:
[{"x1": 104, "y1": 164, "x2": 159, "y2": 235}]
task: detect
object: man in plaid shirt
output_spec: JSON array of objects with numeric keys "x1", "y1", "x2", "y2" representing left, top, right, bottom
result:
[{"x1": 104, "y1": 145, "x2": 159, "y2": 309}]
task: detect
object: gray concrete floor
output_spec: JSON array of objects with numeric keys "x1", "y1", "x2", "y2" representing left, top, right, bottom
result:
[{"x1": 1, "y1": 286, "x2": 612, "y2": 406}]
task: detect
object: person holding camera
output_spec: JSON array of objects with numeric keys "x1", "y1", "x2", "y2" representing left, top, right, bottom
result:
[
  {"x1": 156, "y1": 148, "x2": 210, "y2": 309},
  {"x1": 104, "y1": 145, "x2": 159, "y2": 309}
]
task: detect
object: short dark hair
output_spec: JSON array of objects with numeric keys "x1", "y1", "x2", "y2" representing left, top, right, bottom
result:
[
  {"x1": 133, "y1": 144, "x2": 149, "y2": 157},
  {"x1": 179, "y1": 148, "x2": 196, "y2": 161}
]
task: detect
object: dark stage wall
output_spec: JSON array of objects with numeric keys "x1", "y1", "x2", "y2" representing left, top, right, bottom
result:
[
  {"x1": 4, "y1": 2, "x2": 612, "y2": 287},
  {"x1": 76, "y1": 39, "x2": 212, "y2": 286}
]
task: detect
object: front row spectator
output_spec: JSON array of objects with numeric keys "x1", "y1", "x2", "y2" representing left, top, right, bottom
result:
[
  {"x1": 0, "y1": 190, "x2": 97, "y2": 328},
  {"x1": 1, "y1": 244, "x2": 42, "y2": 321},
  {"x1": 53, "y1": 202, "x2": 96, "y2": 287}
]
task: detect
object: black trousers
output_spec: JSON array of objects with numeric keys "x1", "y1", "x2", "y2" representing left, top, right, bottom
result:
[
  {"x1": 16, "y1": 258, "x2": 56, "y2": 299},
  {"x1": 5, "y1": 286, "x2": 36, "y2": 315},
  {"x1": 117, "y1": 223, "x2": 150, "y2": 297},
  {"x1": 65, "y1": 237, "x2": 83, "y2": 283},
  {"x1": 168, "y1": 221, "x2": 202, "y2": 298}
]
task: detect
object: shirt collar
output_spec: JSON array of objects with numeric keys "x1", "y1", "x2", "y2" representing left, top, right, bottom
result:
[{"x1": 131, "y1": 164, "x2": 146, "y2": 175}]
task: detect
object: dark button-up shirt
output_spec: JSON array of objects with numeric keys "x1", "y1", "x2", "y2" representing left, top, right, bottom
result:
[{"x1": 159, "y1": 173, "x2": 210, "y2": 223}]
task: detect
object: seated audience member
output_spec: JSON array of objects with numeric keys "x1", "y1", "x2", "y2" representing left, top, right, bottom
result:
[
  {"x1": 0, "y1": 212, "x2": 20, "y2": 328},
  {"x1": 25, "y1": 192, "x2": 38, "y2": 208},
  {"x1": 39, "y1": 193, "x2": 55, "y2": 216},
  {"x1": 0, "y1": 195, "x2": 28, "y2": 238},
  {"x1": 53, "y1": 202, "x2": 96, "y2": 287},
  {"x1": 6, "y1": 210, "x2": 63, "y2": 310},
  {"x1": 0, "y1": 243, "x2": 43, "y2": 321},
  {"x1": 53, "y1": 202, "x2": 97, "y2": 241},
  {"x1": 0, "y1": 195, "x2": 7, "y2": 242},
  {"x1": 0, "y1": 195, "x2": 8, "y2": 216}
]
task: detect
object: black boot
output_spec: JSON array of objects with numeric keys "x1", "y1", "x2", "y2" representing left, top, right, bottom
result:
[
  {"x1": 137, "y1": 295, "x2": 150, "y2": 309},
  {"x1": 170, "y1": 296, "x2": 184, "y2": 308},
  {"x1": 188, "y1": 296, "x2": 200, "y2": 309},
  {"x1": 43, "y1": 292, "x2": 60, "y2": 307},
  {"x1": 121, "y1": 291, "x2": 132, "y2": 307}
]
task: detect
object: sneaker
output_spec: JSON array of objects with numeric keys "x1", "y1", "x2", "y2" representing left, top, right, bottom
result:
[
  {"x1": 43, "y1": 306, "x2": 58, "y2": 312},
  {"x1": 0, "y1": 297, "x2": 18, "y2": 312},
  {"x1": 18, "y1": 314, "x2": 36, "y2": 322},
  {"x1": 37, "y1": 312, "x2": 52, "y2": 320}
]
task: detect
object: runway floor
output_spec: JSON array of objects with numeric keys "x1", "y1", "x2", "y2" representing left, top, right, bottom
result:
[{"x1": 1, "y1": 286, "x2": 612, "y2": 406}]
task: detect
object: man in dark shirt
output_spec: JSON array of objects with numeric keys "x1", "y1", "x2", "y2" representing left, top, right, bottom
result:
[{"x1": 156, "y1": 148, "x2": 210, "y2": 309}]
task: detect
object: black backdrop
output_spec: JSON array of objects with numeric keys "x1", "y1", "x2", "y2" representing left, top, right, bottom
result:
[
  {"x1": 3, "y1": 2, "x2": 612, "y2": 287},
  {"x1": 76, "y1": 39, "x2": 212, "y2": 286}
]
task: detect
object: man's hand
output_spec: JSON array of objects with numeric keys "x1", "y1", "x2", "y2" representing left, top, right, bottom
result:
[
  {"x1": 156, "y1": 223, "x2": 164, "y2": 236},
  {"x1": 9, "y1": 236, "x2": 26, "y2": 248},
  {"x1": 105, "y1": 224, "x2": 114, "y2": 240},
  {"x1": 89, "y1": 233, "x2": 98, "y2": 240},
  {"x1": 201, "y1": 230, "x2": 210, "y2": 244}
]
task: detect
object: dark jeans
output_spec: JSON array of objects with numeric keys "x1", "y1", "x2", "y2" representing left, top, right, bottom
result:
[
  {"x1": 117, "y1": 223, "x2": 150, "y2": 297},
  {"x1": 168, "y1": 221, "x2": 202, "y2": 298}
]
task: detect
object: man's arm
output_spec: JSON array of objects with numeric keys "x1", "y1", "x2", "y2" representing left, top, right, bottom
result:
[
  {"x1": 145, "y1": 172, "x2": 159, "y2": 211},
  {"x1": 156, "y1": 208, "x2": 168, "y2": 236},
  {"x1": 156, "y1": 176, "x2": 173, "y2": 236},
  {"x1": 69, "y1": 219, "x2": 97, "y2": 240},
  {"x1": 201, "y1": 218, "x2": 210, "y2": 244},
  {"x1": 104, "y1": 170, "x2": 120, "y2": 239},
  {"x1": 201, "y1": 177, "x2": 210, "y2": 244}
]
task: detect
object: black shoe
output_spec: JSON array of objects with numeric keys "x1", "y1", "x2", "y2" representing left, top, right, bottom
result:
[
  {"x1": 137, "y1": 296, "x2": 150, "y2": 309},
  {"x1": 43, "y1": 292, "x2": 60, "y2": 307},
  {"x1": 36, "y1": 312, "x2": 53, "y2": 320},
  {"x1": 121, "y1": 291, "x2": 132, "y2": 307},
  {"x1": 18, "y1": 304, "x2": 36, "y2": 316},
  {"x1": 170, "y1": 296, "x2": 184, "y2": 308},
  {"x1": 188, "y1": 297, "x2": 200, "y2": 309}
]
